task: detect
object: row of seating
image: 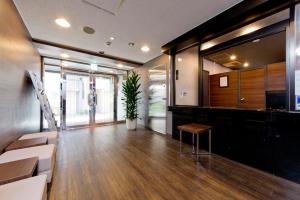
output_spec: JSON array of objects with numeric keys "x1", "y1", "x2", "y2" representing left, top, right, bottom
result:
[{"x1": 0, "y1": 131, "x2": 58, "y2": 200}]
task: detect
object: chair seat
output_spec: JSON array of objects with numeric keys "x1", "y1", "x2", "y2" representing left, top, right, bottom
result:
[
  {"x1": 19, "y1": 131, "x2": 58, "y2": 144},
  {"x1": 0, "y1": 145, "x2": 56, "y2": 183},
  {"x1": 0, "y1": 175, "x2": 47, "y2": 200},
  {"x1": 178, "y1": 123, "x2": 212, "y2": 134}
]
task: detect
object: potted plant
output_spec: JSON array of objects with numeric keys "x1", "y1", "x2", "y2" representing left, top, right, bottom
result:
[{"x1": 122, "y1": 71, "x2": 141, "y2": 130}]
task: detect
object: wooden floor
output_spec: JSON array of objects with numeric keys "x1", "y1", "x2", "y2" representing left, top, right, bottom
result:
[{"x1": 49, "y1": 124, "x2": 300, "y2": 200}]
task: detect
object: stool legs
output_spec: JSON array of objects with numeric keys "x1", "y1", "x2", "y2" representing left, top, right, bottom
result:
[
  {"x1": 209, "y1": 129, "x2": 212, "y2": 154},
  {"x1": 196, "y1": 133, "x2": 199, "y2": 161},
  {"x1": 192, "y1": 133, "x2": 195, "y2": 153},
  {"x1": 179, "y1": 130, "x2": 182, "y2": 153}
]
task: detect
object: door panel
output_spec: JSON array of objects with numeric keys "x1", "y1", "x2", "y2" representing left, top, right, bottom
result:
[
  {"x1": 148, "y1": 65, "x2": 167, "y2": 134},
  {"x1": 65, "y1": 74, "x2": 90, "y2": 127},
  {"x1": 240, "y1": 68, "x2": 265, "y2": 109},
  {"x1": 95, "y1": 75, "x2": 114, "y2": 123}
]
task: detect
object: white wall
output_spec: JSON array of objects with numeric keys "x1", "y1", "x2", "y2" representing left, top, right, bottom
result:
[
  {"x1": 203, "y1": 58, "x2": 231, "y2": 75},
  {"x1": 175, "y1": 46, "x2": 199, "y2": 105}
]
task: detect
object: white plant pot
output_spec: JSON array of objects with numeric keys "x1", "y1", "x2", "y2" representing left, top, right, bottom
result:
[{"x1": 126, "y1": 118, "x2": 137, "y2": 130}]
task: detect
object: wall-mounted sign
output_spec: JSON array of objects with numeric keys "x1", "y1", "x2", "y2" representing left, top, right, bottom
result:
[{"x1": 219, "y1": 75, "x2": 229, "y2": 88}]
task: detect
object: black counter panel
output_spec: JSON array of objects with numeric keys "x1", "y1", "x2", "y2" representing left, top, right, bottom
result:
[{"x1": 169, "y1": 106, "x2": 300, "y2": 184}]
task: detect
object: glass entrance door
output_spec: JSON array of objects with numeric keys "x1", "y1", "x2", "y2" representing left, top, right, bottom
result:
[
  {"x1": 65, "y1": 73, "x2": 90, "y2": 127},
  {"x1": 94, "y1": 75, "x2": 115, "y2": 123},
  {"x1": 63, "y1": 72, "x2": 115, "y2": 128}
]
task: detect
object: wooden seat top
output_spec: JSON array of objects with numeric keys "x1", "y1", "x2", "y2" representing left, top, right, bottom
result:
[
  {"x1": 5, "y1": 137, "x2": 48, "y2": 152},
  {"x1": 178, "y1": 123, "x2": 212, "y2": 134},
  {"x1": 0, "y1": 157, "x2": 38, "y2": 185}
]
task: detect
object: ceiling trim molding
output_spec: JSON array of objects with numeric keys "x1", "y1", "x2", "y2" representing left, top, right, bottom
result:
[{"x1": 32, "y1": 38, "x2": 144, "y2": 66}]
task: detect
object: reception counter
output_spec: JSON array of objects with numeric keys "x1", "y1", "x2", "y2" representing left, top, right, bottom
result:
[{"x1": 169, "y1": 106, "x2": 300, "y2": 184}]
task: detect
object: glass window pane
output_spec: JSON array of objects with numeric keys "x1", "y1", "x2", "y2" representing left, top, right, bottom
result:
[
  {"x1": 175, "y1": 46, "x2": 199, "y2": 105},
  {"x1": 117, "y1": 75, "x2": 126, "y2": 121},
  {"x1": 44, "y1": 71, "x2": 61, "y2": 127}
]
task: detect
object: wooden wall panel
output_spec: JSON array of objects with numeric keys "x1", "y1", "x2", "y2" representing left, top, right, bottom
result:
[
  {"x1": 240, "y1": 68, "x2": 265, "y2": 109},
  {"x1": 0, "y1": 0, "x2": 41, "y2": 152},
  {"x1": 210, "y1": 71, "x2": 238, "y2": 108},
  {"x1": 266, "y1": 62, "x2": 286, "y2": 91}
]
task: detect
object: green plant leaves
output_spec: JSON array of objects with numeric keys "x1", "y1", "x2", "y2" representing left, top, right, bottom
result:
[{"x1": 122, "y1": 71, "x2": 141, "y2": 120}]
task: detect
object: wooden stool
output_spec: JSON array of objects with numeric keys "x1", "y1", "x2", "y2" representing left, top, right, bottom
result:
[{"x1": 178, "y1": 123, "x2": 212, "y2": 161}]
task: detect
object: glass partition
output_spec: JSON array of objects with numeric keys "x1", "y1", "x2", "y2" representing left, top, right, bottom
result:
[
  {"x1": 175, "y1": 46, "x2": 199, "y2": 106},
  {"x1": 202, "y1": 31, "x2": 286, "y2": 110}
]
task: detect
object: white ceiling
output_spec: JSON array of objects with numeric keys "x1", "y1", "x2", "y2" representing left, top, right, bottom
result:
[{"x1": 13, "y1": 0, "x2": 242, "y2": 63}]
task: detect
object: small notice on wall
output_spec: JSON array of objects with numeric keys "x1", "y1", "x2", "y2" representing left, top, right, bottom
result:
[{"x1": 219, "y1": 76, "x2": 228, "y2": 88}]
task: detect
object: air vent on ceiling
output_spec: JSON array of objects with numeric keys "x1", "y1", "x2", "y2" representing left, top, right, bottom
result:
[
  {"x1": 209, "y1": 53, "x2": 231, "y2": 63},
  {"x1": 223, "y1": 61, "x2": 242, "y2": 68},
  {"x1": 82, "y1": 0, "x2": 125, "y2": 16}
]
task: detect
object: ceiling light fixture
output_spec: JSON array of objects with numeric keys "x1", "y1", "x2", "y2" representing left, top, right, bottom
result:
[
  {"x1": 200, "y1": 42, "x2": 215, "y2": 51},
  {"x1": 252, "y1": 39, "x2": 260, "y2": 43},
  {"x1": 117, "y1": 64, "x2": 123, "y2": 68},
  {"x1": 230, "y1": 55, "x2": 236, "y2": 60},
  {"x1": 90, "y1": 64, "x2": 98, "y2": 71},
  {"x1": 243, "y1": 62, "x2": 249, "y2": 67},
  {"x1": 60, "y1": 53, "x2": 70, "y2": 58},
  {"x1": 106, "y1": 41, "x2": 112, "y2": 46},
  {"x1": 242, "y1": 26, "x2": 259, "y2": 35},
  {"x1": 141, "y1": 45, "x2": 150, "y2": 52},
  {"x1": 55, "y1": 18, "x2": 71, "y2": 28},
  {"x1": 110, "y1": 37, "x2": 115, "y2": 41},
  {"x1": 177, "y1": 58, "x2": 183, "y2": 62},
  {"x1": 128, "y1": 42, "x2": 135, "y2": 47}
]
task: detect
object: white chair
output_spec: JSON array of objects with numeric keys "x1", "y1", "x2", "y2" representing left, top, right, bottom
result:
[
  {"x1": 0, "y1": 145, "x2": 56, "y2": 183},
  {"x1": 19, "y1": 131, "x2": 58, "y2": 144},
  {"x1": 0, "y1": 175, "x2": 47, "y2": 200}
]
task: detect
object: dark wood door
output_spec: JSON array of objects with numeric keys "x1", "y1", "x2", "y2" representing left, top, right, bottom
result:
[{"x1": 240, "y1": 68, "x2": 265, "y2": 109}]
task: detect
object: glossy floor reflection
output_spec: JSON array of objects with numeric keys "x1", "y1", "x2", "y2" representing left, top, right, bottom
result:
[{"x1": 49, "y1": 124, "x2": 300, "y2": 200}]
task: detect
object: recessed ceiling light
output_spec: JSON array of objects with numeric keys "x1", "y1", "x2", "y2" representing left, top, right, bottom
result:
[
  {"x1": 177, "y1": 58, "x2": 183, "y2": 62},
  {"x1": 110, "y1": 37, "x2": 115, "y2": 41},
  {"x1": 83, "y1": 26, "x2": 95, "y2": 34},
  {"x1": 117, "y1": 64, "x2": 123, "y2": 68},
  {"x1": 109, "y1": 70, "x2": 114, "y2": 73},
  {"x1": 55, "y1": 18, "x2": 71, "y2": 28},
  {"x1": 106, "y1": 41, "x2": 112, "y2": 46},
  {"x1": 141, "y1": 45, "x2": 150, "y2": 52},
  {"x1": 230, "y1": 55, "x2": 236, "y2": 60},
  {"x1": 243, "y1": 62, "x2": 249, "y2": 67},
  {"x1": 90, "y1": 64, "x2": 98, "y2": 71},
  {"x1": 128, "y1": 42, "x2": 135, "y2": 47},
  {"x1": 252, "y1": 39, "x2": 260, "y2": 43},
  {"x1": 60, "y1": 53, "x2": 69, "y2": 58}
]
